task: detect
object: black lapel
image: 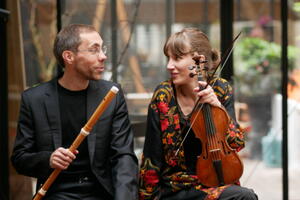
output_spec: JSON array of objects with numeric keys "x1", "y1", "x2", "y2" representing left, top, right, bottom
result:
[
  {"x1": 44, "y1": 79, "x2": 62, "y2": 149},
  {"x1": 86, "y1": 80, "x2": 106, "y2": 161}
]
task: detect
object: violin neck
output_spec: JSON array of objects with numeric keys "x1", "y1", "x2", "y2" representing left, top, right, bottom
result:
[{"x1": 203, "y1": 104, "x2": 216, "y2": 135}]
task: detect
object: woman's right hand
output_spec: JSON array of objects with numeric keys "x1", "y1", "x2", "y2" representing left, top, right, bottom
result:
[{"x1": 194, "y1": 81, "x2": 222, "y2": 108}]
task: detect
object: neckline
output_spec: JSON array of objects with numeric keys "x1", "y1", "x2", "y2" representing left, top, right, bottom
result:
[
  {"x1": 177, "y1": 103, "x2": 191, "y2": 120},
  {"x1": 57, "y1": 81, "x2": 88, "y2": 95},
  {"x1": 172, "y1": 83, "x2": 192, "y2": 120}
]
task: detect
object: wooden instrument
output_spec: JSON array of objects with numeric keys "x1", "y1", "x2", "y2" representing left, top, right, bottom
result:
[
  {"x1": 33, "y1": 86, "x2": 119, "y2": 200},
  {"x1": 190, "y1": 56, "x2": 243, "y2": 187}
]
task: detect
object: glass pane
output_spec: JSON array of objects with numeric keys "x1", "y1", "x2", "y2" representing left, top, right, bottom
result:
[
  {"x1": 233, "y1": 0, "x2": 284, "y2": 199},
  {"x1": 288, "y1": 0, "x2": 300, "y2": 198},
  {"x1": 62, "y1": 0, "x2": 112, "y2": 79},
  {"x1": 20, "y1": 0, "x2": 57, "y2": 87},
  {"x1": 174, "y1": 0, "x2": 220, "y2": 49},
  {"x1": 61, "y1": 0, "x2": 166, "y2": 116},
  {"x1": 15, "y1": 1, "x2": 58, "y2": 198}
]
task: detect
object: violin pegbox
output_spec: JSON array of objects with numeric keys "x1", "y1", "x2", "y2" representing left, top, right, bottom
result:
[{"x1": 190, "y1": 55, "x2": 208, "y2": 81}]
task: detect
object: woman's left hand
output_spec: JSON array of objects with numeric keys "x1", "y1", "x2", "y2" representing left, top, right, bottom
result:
[{"x1": 194, "y1": 81, "x2": 222, "y2": 108}]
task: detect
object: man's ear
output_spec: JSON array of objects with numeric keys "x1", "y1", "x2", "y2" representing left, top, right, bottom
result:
[{"x1": 62, "y1": 50, "x2": 75, "y2": 65}]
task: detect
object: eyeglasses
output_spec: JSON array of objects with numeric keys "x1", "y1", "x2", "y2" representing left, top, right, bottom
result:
[{"x1": 77, "y1": 45, "x2": 107, "y2": 55}]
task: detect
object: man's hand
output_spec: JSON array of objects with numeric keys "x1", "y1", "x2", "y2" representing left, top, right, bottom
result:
[{"x1": 49, "y1": 147, "x2": 78, "y2": 170}]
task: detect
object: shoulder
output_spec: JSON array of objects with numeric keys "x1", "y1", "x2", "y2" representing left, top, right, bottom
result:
[
  {"x1": 91, "y1": 79, "x2": 119, "y2": 89},
  {"x1": 98, "y1": 79, "x2": 118, "y2": 87},
  {"x1": 89, "y1": 79, "x2": 123, "y2": 95},
  {"x1": 211, "y1": 78, "x2": 233, "y2": 102},
  {"x1": 22, "y1": 79, "x2": 55, "y2": 98},
  {"x1": 151, "y1": 80, "x2": 173, "y2": 103},
  {"x1": 89, "y1": 79, "x2": 125, "y2": 103},
  {"x1": 211, "y1": 78, "x2": 233, "y2": 95}
]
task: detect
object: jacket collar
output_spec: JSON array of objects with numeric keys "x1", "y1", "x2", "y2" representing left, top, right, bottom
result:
[{"x1": 44, "y1": 78, "x2": 106, "y2": 161}]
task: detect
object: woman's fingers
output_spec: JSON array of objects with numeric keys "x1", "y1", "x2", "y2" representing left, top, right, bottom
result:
[{"x1": 194, "y1": 83, "x2": 221, "y2": 107}]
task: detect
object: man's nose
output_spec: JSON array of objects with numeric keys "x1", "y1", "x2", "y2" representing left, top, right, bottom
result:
[{"x1": 98, "y1": 51, "x2": 107, "y2": 60}]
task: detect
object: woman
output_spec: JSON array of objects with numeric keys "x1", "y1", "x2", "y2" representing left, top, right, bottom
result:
[{"x1": 139, "y1": 28, "x2": 257, "y2": 200}]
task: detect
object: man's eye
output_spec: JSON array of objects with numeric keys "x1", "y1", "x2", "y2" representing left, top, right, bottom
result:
[{"x1": 90, "y1": 48, "x2": 99, "y2": 53}]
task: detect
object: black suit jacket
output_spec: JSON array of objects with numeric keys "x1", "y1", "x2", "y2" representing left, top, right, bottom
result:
[{"x1": 11, "y1": 78, "x2": 138, "y2": 200}]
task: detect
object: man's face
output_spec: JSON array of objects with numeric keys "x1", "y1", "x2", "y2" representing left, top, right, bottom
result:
[{"x1": 73, "y1": 31, "x2": 107, "y2": 81}]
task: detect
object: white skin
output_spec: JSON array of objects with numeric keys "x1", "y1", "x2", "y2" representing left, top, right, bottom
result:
[
  {"x1": 167, "y1": 53, "x2": 221, "y2": 116},
  {"x1": 50, "y1": 31, "x2": 107, "y2": 170}
]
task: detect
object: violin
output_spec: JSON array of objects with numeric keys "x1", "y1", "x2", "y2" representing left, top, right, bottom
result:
[{"x1": 189, "y1": 55, "x2": 243, "y2": 187}]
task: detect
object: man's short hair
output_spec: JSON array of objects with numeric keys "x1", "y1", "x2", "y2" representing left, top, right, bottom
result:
[{"x1": 53, "y1": 24, "x2": 97, "y2": 68}]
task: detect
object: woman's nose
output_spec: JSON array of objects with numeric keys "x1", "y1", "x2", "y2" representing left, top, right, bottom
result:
[{"x1": 167, "y1": 60, "x2": 175, "y2": 70}]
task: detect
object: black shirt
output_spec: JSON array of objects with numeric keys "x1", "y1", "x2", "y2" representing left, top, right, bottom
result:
[{"x1": 57, "y1": 82, "x2": 91, "y2": 176}]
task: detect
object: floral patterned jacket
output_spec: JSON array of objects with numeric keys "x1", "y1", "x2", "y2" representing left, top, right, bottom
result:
[{"x1": 139, "y1": 78, "x2": 245, "y2": 200}]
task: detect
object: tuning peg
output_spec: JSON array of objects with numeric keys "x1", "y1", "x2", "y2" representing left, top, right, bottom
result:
[
  {"x1": 188, "y1": 66, "x2": 196, "y2": 70},
  {"x1": 189, "y1": 73, "x2": 196, "y2": 78}
]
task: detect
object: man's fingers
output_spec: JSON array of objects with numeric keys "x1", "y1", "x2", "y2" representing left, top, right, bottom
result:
[
  {"x1": 58, "y1": 148, "x2": 76, "y2": 160},
  {"x1": 50, "y1": 147, "x2": 77, "y2": 169}
]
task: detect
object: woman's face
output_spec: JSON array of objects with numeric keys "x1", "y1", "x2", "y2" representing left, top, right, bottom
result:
[{"x1": 166, "y1": 53, "x2": 197, "y2": 86}]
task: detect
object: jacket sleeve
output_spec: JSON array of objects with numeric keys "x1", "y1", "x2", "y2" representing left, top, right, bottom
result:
[
  {"x1": 109, "y1": 86, "x2": 139, "y2": 200},
  {"x1": 139, "y1": 93, "x2": 163, "y2": 200},
  {"x1": 11, "y1": 92, "x2": 52, "y2": 179},
  {"x1": 216, "y1": 80, "x2": 245, "y2": 152}
]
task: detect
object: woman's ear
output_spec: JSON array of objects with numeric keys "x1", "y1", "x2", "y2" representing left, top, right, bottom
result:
[
  {"x1": 192, "y1": 52, "x2": 200, "y2": 57},
  {"x1": 62, "y1": 50, "x2": 75, "y2": 65},
  {"x1": 192, "y1": 52, "x2": 206, "y2": 60},
  {"x1": 199, "y1": 54, "x2": 206, "y2": 61}
]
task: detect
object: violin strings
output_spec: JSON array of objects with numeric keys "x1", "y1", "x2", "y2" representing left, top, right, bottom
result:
[{"x1": 205, "y1": 106, "x2": 220, "y2": 161}]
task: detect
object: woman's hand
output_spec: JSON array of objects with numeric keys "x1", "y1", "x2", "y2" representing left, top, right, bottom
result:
[
  {"x1": 194, "y1": 81, "x2": 222, "y2": 108},
  {"x1": 49, "y1": 147, "x2": 78, "y2": 170}
]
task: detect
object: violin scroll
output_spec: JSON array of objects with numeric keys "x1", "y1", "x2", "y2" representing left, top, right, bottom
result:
[{"x1": 188, "y1": 56, "x2": 208, "y2": 79}]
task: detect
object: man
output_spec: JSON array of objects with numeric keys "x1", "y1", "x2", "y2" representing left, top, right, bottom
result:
[{"x1": 11, "y1": 24, "x2": 138, "y2": 200}]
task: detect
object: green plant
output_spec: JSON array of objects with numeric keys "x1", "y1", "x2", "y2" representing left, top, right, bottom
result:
[{"x1": 234, "y1": 37, "x2": 299, "y2": 97}]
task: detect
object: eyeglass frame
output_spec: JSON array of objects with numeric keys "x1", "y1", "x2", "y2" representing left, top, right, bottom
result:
[{"x1": 75, "y1": 45, "x2": 107, "y2": 55}]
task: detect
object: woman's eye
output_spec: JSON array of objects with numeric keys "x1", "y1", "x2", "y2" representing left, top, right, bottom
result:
[{"x1": 174, "y1": 56, "x2": 182, "y2": 61}]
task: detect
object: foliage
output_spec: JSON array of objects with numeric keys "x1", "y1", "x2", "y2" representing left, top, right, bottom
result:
[
  {"x1": 234, "y1": 37, "x2": 299, "y2": 97},
  {"x1": 293, "y1": 2, "x2": 300, "y2": 13}
]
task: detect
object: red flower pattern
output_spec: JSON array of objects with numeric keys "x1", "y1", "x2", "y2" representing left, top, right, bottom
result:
[
  {"x1": 144, "y1": 170, "x2": 159, "y2": 185},
  {"x1": 168, "y1": 159, "x2": 177, "y2": 167},
  {"x1": 173, "y1": 114, "x2": 180, "y2": 130},
  {"x1": 161, "y1": 118, "x2": 169, "y2": 131},
  {"x1": 157, "y1": 102, "x2": 169, "y2": 114},
  {"x1": 229, "y1": 123, "x2": 235, "y2": 129}
]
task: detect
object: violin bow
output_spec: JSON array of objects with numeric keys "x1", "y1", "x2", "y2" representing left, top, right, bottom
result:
[
  {"x1": 207, "y1": 31, "x2": 242, "y2": 86},
  {"x1": 174, "y1": 31, "x2": 242, "y2": 156},
  {"x1": 191, "y1": 31, "x2": 242, "y2": 114}
]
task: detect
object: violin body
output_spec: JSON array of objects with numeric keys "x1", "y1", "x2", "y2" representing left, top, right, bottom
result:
[{"x1": 191, "y1": 104, "x2": 244, "y2": 187}]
